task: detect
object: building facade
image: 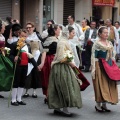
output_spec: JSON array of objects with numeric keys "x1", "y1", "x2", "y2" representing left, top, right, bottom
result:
[{"x1": 0, "y1": 0, "x2": 120, "y2": 33}]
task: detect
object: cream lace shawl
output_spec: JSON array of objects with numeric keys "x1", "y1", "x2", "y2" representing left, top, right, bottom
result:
[
  {"x1": 43, "y1": 36, "x2": 58, "y2": 46},
  {"x1": 43, "y1": 36, "x2": 58, "y2": 52},
  {"x1": 51, "y1": 37, "x2": 74, "y2": 66},
  {"x1": 91, "y1": 39, "x2": 115, "y2": 79}
]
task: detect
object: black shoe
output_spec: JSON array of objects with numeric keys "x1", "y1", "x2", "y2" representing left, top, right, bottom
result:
[
  {"x1": 0, "y1": 95, "x2": 4, "y2": 98},
  {"x1": 23, "y1": 93, "x2": 29, "y2": 98},
  {"x1": 95, "y1": 106, "x2": 103, "y2": 113},
  {"x1": 32, "y1": 94, "x2": 37, "y2": 98},
  {"x1": 17, "y1": 101, "x2": 26, "y2": 105},
  {"x1": 44, "y1": 98, "x2": 48, "y2": 104},
  {"x1": 101, "y1": 106, "x2": 111, "y2": 112},
  {"x1": 11, "y1": 102, "x2": 19, "y2": 106},
  {"x1": 54, "y1": 109, "x2": 63, "y2": 115}
]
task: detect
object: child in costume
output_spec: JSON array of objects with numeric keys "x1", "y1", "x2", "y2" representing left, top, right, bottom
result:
[{"x1": 9, "y1": 29, "x2": 39, "y2": 106}]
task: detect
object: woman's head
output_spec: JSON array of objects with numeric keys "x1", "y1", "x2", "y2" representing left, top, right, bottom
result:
[
  {"x1": 48, "y1": 24, "x2": 60, "y2": 37},
  {"x1": 68, "y1": 26, "x2": 75, "y2": 39},
  {"x1": 26, "y1": 22, "x2": 35, "y2": 34},
  {"x1": 46, "y1": 20, "x2": 55, "y2": 28},
  {"x1": 81, "y1": 19, "x2": 87, "y2": 27},
  {"x1": 0, "y1": 20, "x2": 5, "y2": 34},
  {"x1": 98, "y1": 26, "x2": 108, "y2": 40},
  {"x1": 99, "y1": 19, "x2": 104, "y2": 26}
]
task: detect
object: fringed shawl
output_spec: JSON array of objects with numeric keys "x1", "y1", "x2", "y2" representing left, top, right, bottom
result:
[
  {"x1": 51, "y1": 37, "x2": 73, "y2": 66},
  {"x1": 91, "y1": 39, "x2": 115, "y2": 79}
]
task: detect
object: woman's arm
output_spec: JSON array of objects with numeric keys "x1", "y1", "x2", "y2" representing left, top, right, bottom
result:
[{"x1": 38, "y1": 52, "x2": 46, "y2": 71}]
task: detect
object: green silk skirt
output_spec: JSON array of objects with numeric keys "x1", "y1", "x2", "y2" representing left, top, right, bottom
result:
[
  {"x1": 48, "y1": 63, "x2": 82, "y2": 109},
  {"x1": 0, "y1": 54, "x2": 13, "y2": 91}
]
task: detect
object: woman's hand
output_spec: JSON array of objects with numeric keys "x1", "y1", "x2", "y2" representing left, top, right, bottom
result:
[
  {"x1": 14, "y1": 56, "x2": 18, "y2": 62},
  {"x1": 69, "y1": 62, "x2": 76, "y2": 68},
  {"x1": 38, "y1": 63, "x2": 44, "y2": 71}
]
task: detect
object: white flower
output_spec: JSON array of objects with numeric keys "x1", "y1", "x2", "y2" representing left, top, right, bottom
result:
[
  {"x1": 4, "y1": 47, "x2": 10, "y2": 51},
  {"x1": 63, "y1": 50, "x2": 73, "y2": 62},
  {"x1": 67, "y1": 53, "x2": 73, "y2": 58}
]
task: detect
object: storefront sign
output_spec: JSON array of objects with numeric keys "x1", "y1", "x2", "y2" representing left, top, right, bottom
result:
[{"x1": 92, "y1": 0, "x2": 115, "y2": 7}]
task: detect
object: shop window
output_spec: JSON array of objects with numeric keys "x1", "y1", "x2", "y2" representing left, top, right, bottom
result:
[{"x1": 43, "y1": 0, "x2": 54, "y2": 30}]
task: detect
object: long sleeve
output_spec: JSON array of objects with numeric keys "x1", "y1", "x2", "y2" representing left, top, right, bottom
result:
[
  {"x1": 114, "y1": 27, "x2": 119, "y2": 44},
  {"x1": 9, "y1": 42, "x2": 18, "y2": 62},
  {"x1": 91, "y1": 43, "x2": 97, "y2": 79},
  {"x1": 29, "y1": 58, "x2": 38, "y2": 68},
  {"x1": 7, "y1": 37, "x2": 18, "y2": 44},
  {"x1": 75, "y1": 24, "x2": 84, "y2": 39}
]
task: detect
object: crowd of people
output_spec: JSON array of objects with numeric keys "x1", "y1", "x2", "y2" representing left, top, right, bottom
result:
[{"x1": 0, "y1": 15, "x2": 120, "y2": 117}]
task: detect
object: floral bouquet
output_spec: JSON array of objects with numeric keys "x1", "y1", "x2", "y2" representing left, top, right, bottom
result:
[
  {"x1": 16, "y1": 37, "x2": 26, "y2": 50},
  {"x1": 61, "y1": 50, "x2": 80, "y2": 75},
  {"x1": 4, "y1": 47, "x2": 11, "y2": 55},
  {"x1": 61, "y1": 50, "x2": 74, "y2": 63},
  {"x1": 0, "y1": 47, "x2": 11, "y2": 56}
]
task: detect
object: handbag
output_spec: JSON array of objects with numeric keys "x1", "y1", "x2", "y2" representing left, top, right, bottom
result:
[
  {"x1": 73, "y1": 67, "x2": 90, "y2": 91},
  {"x1": 99, "y1": 58, "x2": 120, "y2": 81}
]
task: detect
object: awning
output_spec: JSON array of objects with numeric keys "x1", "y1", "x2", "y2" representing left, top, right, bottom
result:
[{"x1": 92, "y1": 0, "x2": 115, "y2": 7}]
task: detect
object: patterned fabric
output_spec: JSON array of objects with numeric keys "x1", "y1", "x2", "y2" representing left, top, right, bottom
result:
[{"x1": 48, "y1": 63, "x2": 82, "y2": 109}]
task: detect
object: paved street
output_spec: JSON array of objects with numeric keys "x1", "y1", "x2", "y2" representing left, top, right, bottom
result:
[{"x1": 0, "y1": 71, "x2": 120, "y2": 120}]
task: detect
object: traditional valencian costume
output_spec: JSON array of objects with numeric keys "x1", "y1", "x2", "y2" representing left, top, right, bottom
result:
[
  {"x1": 91, "y1": 39, "x2": 118, "y2": 104},
  {"x1": 41, "y1": 36, "x2": 58, "y2": 99},
  {"x1": 0, "y1": 34, "x2": 13, "y2": 92},
  {"x1": 48, "y1": 30, "x2": 82, "y2": 116},
  {"x1": 9, "y1": 37, "x2": 38, "y2": 106}
]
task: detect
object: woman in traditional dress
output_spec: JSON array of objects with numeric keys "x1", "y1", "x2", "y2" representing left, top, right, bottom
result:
[
  {"x1": 48, "y1": 28, "x2": 82, "y2": 116},
  {"x1": 68, "y1": 26, "x2": 90, "y2": 91},
  {"x1": 91, "y1": 26, "x2": 118, "y2": 112},
  {"x1": 41, "y1": 20, "x2": 55, "y2": 39},
  {"x1": 23, "y1": 22, "x2": 44, "y2": 98},
  {"x1": 68, "y1": 26, "x2": 80, "y2": 67},
  {"x1": 0, "y1": 20, "x2": 13, "y2": 98},
  {"x1": 39, "y1": 24, "x2": 60, "y2": 104}
]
